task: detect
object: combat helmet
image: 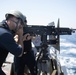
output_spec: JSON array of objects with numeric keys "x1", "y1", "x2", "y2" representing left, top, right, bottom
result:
[
  {"x1": 5, "y1": 10, "x2": 24, "y2": 24},
  {"x1": 22, "y1": 15, "x2": 27, "y2": 26}
]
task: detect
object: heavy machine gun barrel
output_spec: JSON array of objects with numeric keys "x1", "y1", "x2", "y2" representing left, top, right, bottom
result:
[{"x1": 23, "y1": 25, "x2": 76, "y2": 35}]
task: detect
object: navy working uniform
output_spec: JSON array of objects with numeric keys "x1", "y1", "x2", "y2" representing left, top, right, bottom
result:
[
  {"x1": 0, "y1": 21, "x2": 22, "y2": 75},
  {"x1": 14, "y1": 36, "x2": 37, "y2": 75}
]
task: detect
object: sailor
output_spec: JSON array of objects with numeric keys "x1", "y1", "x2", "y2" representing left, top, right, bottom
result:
[
  {"x1": 0, "y1": 10, "x2": 25, "y2": 75},
  {"x1": 14, "y1": 15, "x2": 37, "y2": 75}
]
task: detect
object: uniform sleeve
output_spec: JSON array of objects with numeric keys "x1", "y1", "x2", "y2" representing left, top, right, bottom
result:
[{"x1": 0, "y1": 33, "x2": 22, "y2": 57}]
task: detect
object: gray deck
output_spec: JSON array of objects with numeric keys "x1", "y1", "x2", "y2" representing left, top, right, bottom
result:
[{"x1": 2, "y1": 53, "x2": 14, "y2": 75}]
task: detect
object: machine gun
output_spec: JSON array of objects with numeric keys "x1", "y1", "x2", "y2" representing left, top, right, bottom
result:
[
  {"x1": 23, "y1": 19, "x2": 75, "y2": 35},
  {"x1": 23, "y1": 19, "x2": 76, "y2": 51},
  {"x1": 23, "y1": 25, "x2": 75, "y2": 35},
  {"x1": 23, "y1": 19, "x2": 76, "y2": 75}
]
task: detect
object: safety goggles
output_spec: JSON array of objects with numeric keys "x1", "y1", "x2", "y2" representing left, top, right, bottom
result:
[{"x1": 10, "y1": 19, "x2": 19, "y2": 25}]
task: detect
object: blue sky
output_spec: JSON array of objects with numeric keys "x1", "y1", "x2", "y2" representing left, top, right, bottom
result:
[{"x1": 0, "y1": 0, "x2": 76, "y2": 28}]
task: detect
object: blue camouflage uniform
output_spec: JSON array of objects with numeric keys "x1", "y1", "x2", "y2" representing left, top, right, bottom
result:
[{"x1": 0, "y1": 21, "x2": 22, "y2": 75}]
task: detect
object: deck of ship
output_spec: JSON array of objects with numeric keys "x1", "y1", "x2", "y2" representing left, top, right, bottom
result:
[{"x1": 2, "y1": 53, "x2": 14, "y2": 75}]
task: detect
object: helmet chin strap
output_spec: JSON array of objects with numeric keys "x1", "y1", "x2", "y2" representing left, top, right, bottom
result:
[{"x1": 14, "y1": 20, "x2": 20, "y2": 32}]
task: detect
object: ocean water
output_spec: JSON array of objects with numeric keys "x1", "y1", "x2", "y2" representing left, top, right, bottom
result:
[{"x1": 59, "y1": 32, "x2": 76, "y2": 75}]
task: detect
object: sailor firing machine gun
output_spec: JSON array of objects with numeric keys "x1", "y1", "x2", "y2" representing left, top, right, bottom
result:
[{"x1": 10, "y1": 19, "x2": 76, "y2": 75}]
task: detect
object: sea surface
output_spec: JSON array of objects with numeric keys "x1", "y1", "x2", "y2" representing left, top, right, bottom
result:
[{"x1": 59, "y1": 32, "x2": 76, "y2": 75}]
